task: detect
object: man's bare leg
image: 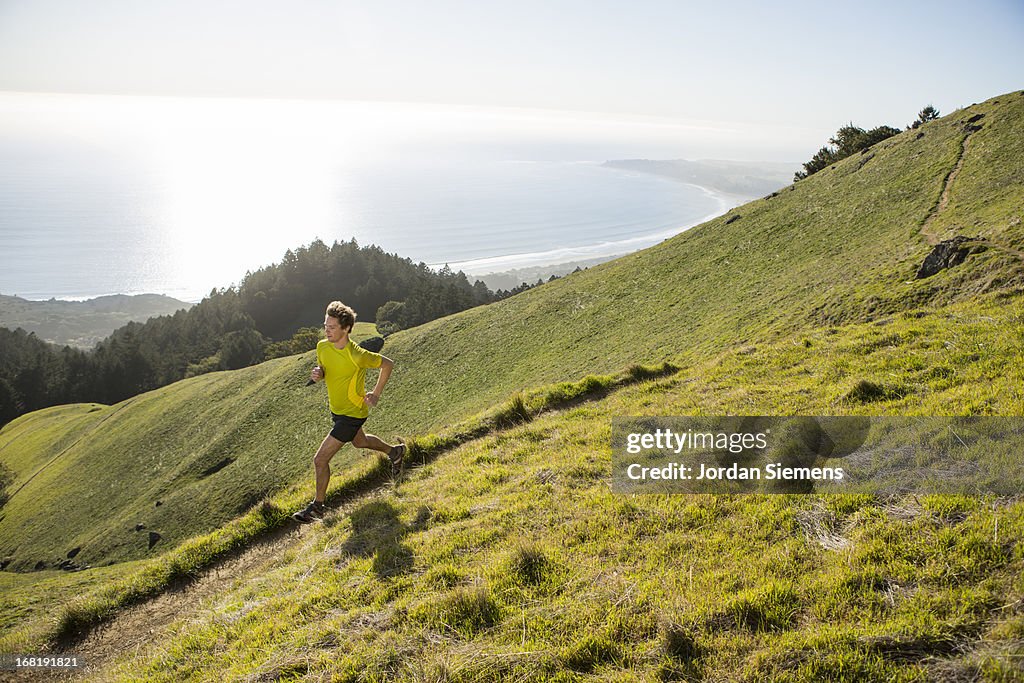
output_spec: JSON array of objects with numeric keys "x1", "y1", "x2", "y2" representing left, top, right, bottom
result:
[
  {"x1": 351, "y1": 428, "x2": 395, "y2": 454},
  {"x1": 313, "y1": 433, "x2": 345, "y2": 502},
  {"x1": 352, "y1": 428, "x2": 405, "y2": 475}
]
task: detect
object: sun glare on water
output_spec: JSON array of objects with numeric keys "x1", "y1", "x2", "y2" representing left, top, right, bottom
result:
[
  {"x1": 145, "y1": 101, "x2": 348, "y2": 290},
  {"x1": 0, "y1": 92, "x2": 798, "y2": 299}
]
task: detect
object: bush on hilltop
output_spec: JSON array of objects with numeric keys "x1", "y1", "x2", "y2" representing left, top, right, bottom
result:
[{"x1": 795, "y1": 123, "x2": 901, "y2": 181}]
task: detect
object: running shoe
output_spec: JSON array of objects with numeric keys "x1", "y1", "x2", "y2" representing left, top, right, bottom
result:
[
  {"x1": 292, "y1": 500, "x2": 325, "y2": 524},
  {"x1": 388, "y1": 439, "x2": 406, "y2": 477}
]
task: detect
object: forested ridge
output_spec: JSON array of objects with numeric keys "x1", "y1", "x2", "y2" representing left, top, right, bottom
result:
[{"x1": 0, "y1": 239, "x2": 534, "y2": 426}]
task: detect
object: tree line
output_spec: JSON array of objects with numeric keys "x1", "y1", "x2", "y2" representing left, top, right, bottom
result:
[
  {"x1": 0, "y1": 239, "x2": 546, "y2": 427},
  {"x1": 795, "y1": 105, "x2": 940, "y2": 181}
]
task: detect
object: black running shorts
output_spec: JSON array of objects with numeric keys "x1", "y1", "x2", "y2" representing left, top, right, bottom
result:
[{"x1": 329, "y1": 413, "x2": 367, "y2": 443}]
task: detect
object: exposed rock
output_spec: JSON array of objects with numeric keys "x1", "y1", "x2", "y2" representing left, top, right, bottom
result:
[
  {"x1": 916, "y1": 236, "x2": 987, "y2": 279},
  {"x1": 855, "y1": 154, "x2": 875, "y2": 170},
  {"x1": 135, "y1": 523, "x2": 146, "y2": 531},
  {"x1": 155, "y1": 500, "x2": 163, "y2": 507},
  {"x1": 963, "y1": 113, "x2": 985, "y2": 133},
  {"x1": 148, "y1": 531, "x2": 162, "y2": 550},
  {"x1": 66, "y1": 547, "x2": 81, "y2": 559},
  {"x1": 358, "y1": 336, "x2": 385, "y2": 353},
  {"x1": 724, "y1": 214, "x2": 741, "y2": 225}
]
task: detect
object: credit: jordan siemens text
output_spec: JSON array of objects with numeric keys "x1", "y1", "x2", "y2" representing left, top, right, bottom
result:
[{"x1": 625, "y1": 462, "x2": 845, "y2": 481}]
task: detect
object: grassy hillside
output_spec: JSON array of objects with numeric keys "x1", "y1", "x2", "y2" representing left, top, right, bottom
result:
[
  {"x1": 0, "y1": 323, "x2": 378, "y2": 572},
  {"x1": 0, "y1": 92, "x2": 1022, "y2": 678},
  {"x1": 83, "y1": 298, "x2": 1024, "y2": 681},
  {"x1": 381, "y1": 92, "x2": 1024, "y2": 432}
]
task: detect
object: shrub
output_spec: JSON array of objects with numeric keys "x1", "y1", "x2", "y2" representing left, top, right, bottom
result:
[
  {"x1": 424, "y1": 564, "x2": 465, "y2": 589},
  {"x1": 375, "y1": 300, "x2": 406, "y2": 335},
  {"x1": 264, "y1": 326, "x2": 322, "y2": 360},
  {"x1": 727, "y1": 585, "x2": 799, "y2": 632},
  {"x1": 909, "y1": 104, "x2": 940, "y2": 129},
  {"x1": 795, "y1": 123, "x2": 900, "y2": 180},
  {"x1": 492, "y1": 394, "x2": 531, "y2": 429}
]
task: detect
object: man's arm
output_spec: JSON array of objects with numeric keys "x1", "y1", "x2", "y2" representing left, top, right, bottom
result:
[{"x1": 364, "y1": 356, "x2": 393, "y2": 407}]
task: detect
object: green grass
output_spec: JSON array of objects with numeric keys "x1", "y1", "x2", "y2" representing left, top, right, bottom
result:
[
  {"x1": 0, "y1": 355, "x2": 330, "y2": 570},
  {"x1": 348, "y1": 321, "x2": 380, "y2": 345},
  {"x1": 1, "y1": 91, "x2": 1023, "y2": 679},
  {"x1": 4, "y1": 298, "x2": 1020, "y2": 678},
  {"x1": 0, "y1": 560, "x2": 145, "y2": 650},
  {"x1": 89, "y1": 334, "x2": 1024, "y2": 680},
  {"x1": 0, "y1": 361, "x2": 677, "y2": 650}
]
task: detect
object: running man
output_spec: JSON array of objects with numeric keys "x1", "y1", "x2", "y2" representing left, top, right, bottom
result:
[{"x1": 292, "y1": 300, "x2": 405, "y2": 523}]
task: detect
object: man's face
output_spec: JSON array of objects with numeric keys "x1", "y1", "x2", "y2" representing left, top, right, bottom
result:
[{"x1": 323, "y1": 315, "x2": 347, "y2": 343}]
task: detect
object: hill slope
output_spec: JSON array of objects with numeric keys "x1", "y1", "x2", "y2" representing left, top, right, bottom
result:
[
  {"x1": 382, "y1": 91, "x2": 1023, "y2": 432},
  {"x1": 30, "y1": 297, "x2": 1024, "y2": 680},
  {"x1": 0, "y1": 323, "x2": 379, "y2": 571},
  {"x1": 0, "y1": 92, "x2": 1022, "y2": 676},
  {"x1": 2, "y1": 92, "x2": 1022, "y2": 573}
]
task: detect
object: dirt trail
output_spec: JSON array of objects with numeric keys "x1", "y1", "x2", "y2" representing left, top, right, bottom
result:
[
  {"x1": 920, "y1": 129, "x2": 975, "y2": 246},
  {"x1": 918, "y1": 123, "x2": 1024, "y2": 261},
  {"x1": 1, "y1": 534, "x2": 295, "y2": 682},
  {"x1": 72, "y1": 531, "x2": 299, "y2": 679},
  {"x1": 2, "y1": 486, "x2": 394, "y2": 682}
]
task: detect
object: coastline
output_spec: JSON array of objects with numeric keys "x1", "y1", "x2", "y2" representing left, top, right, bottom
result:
[
  {"x1": 445, "y1": 182, "x2": 749, "y2": 277},
  {"x1": 4, "y1": 157, "x2": 764, "y2": 301},
  {"x1": 5, "y1": 182, "x2": 748, "y2": 302},
  {"x1": 9, "y1": 182, "x2": 748, "y2": 303}
]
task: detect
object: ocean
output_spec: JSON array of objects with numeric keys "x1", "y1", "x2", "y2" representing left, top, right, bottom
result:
[{"x1": 0, "y1": 93, "x2": 756, "y2": 301}]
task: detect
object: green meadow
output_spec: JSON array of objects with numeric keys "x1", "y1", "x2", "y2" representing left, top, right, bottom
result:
[{"x1": 0, "y1": 92, "x2": 1022, "y2": 680}]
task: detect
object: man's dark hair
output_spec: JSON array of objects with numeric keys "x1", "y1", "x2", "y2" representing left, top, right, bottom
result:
[{"x1": 326, "y1": 301, "x2": 356, "y2": 331}]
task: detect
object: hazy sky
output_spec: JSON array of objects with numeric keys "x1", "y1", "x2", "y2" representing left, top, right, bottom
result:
[{"x1": 1, "y1": 0, "x2": 1021, "y2": 130}]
